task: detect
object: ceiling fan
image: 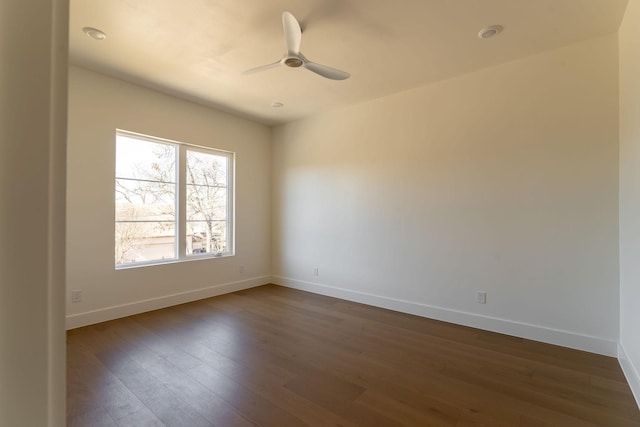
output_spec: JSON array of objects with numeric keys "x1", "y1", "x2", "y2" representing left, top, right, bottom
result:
[{"x1": 244, "y1": 11, "x2": 350, "y2": 80}]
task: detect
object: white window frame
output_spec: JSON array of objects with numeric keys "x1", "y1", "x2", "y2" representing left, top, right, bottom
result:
[{"x1": 115, "y1": 129, "x2": 235, "y2": 269}]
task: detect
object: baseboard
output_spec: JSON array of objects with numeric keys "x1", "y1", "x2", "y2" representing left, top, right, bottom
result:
[
  {"x1": 66, "y1": 276, "x2": 270, "y2": 329},
  {"x1": 619, "y1": 343, "x2": 640, "y2": 409},
  {"x1": 272, "y1": 276, "x2": 618, "y2": 357}
]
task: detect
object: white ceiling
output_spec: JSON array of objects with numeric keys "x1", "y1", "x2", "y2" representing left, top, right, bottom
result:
[{"x1": 69, "y1": 0, "x2": 629, "y2": 125}]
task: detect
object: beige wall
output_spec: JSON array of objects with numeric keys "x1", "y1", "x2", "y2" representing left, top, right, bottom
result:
[
  {"x1": 0, "y1": 0, "x2": 68, "y2": 425},
  {"x1": 272, "y1": 34, "x2": 620, "y2": 355},
  {"x1": 66, "y1": 66, "x2": 272, "y2": 326},
  {"x1": 619, "y1": 0, "x2": 640, "y2": 405}
]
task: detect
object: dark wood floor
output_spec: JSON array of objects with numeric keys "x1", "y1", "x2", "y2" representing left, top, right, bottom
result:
[{"x1": 67, "y1": 284, "x2": 640, "y2": 427}]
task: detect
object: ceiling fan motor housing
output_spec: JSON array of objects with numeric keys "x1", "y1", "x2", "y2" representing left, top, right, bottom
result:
[{"x1": 284, "y1": 57, "x2": 304, "y2": 67}]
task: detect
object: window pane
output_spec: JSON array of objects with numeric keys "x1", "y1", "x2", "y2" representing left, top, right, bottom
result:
[
  {"x1": 115, "y1": 133, "x2": 177, "y2": 266},
  {"x1": 186, "y1": 184, "x2": 227, "y2": 221},
  {"x1": 116, "y1": 135, "x2": 176, "y2": 182},
  {"x1": 185, "y1": 148, "x2": 229, "y2": 255},
  {"x1": 187, "y1": 220, "x2": 226, "y2": 255},
  {"x1": 186, "y1": 150, "x2": 228, "y2": 186},
  {"x1": 115, "y1": 221, "x2": 175, "y2": 265},
  {"x1": 116, "y1": 180, "x2": 175, "y2": 221}
]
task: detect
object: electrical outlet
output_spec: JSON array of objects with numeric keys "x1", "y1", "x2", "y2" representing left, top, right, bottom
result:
[
  {"x1": 71, "y1": 290, "x2": 83, "y2": 303},
  {"x1": 476, "y1": 291, "x2": 487, "y2": 304},
  {"x1": 239, "y1": 265, "x2": 245, "y2": 273},
  {"x1": 313, "y1": 267, "x2": 319, "y2": 276}
]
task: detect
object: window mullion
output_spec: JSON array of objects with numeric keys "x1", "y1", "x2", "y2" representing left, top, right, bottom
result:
[{"x1": 177, "y1": 145, "x2": 187, "y2": 258}]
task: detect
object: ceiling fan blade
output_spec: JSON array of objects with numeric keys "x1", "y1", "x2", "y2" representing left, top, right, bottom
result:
[
  {"x1": 243, "y1": 60, "x2": 282, "y2": 75},
  {"x1": 282, "y1": 11, "x2": 302, "y2": 54},
  {"x1": 303, "y1": 61, "x2": 350, "y2": 80}
]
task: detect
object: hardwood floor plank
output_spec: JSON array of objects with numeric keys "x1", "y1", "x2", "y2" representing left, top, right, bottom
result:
[
  {"x1": 67, "y1": 407, "x2": 118, "y2": 427},
  {"x1": 185, "y1": 363, "x2": 309, "y2": 427},
  {"x1": 66, "y1": 340, "x2": 164, "y2": 426},
  {"x1": 95, "y1": 349, "x2": 212, "y2": 427},
  {"x1": 355, "y1": 389, "x2": 460, "y2": 427}
]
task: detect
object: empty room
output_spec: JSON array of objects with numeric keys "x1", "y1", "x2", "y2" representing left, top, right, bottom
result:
[{"x1": 2, "y1": 0, "x2": 640, "y2": 426}]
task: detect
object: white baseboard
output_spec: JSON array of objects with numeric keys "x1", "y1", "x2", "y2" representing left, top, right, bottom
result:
[
  {"x1": 66, "y1": 276, "x2": 270, "y2": 330},
  {"x1": 272, "y1": 276, "x2": 618, "y2": 357},
  {"x1": 619, "y1": 343, "x2": 640, "y2": 409}
]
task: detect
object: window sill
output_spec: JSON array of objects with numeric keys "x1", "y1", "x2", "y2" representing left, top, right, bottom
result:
[{"x1": 115, "y1": 252, "x2": 234, "y2": 270}]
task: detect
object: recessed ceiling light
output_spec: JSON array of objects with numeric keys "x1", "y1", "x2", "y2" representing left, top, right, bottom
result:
[
  {"x1": 83, "y1": 27, "x2": 107, "y2": 41},
  {"x1": 478, "y1": 25, "x2": 503, "y2": 39},
  {"x1": 271, "y1": 102, "x2": 284, "y2": 108}
]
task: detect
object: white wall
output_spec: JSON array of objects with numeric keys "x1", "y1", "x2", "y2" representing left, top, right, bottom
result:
[
  {"x1": 66, "y1": 66, "x2": 271, "y2": 327},
  {"x1": 619, "y1": 0, "x2": 640, "y2": 406},
  {"x1": 272, "y1": 34, "x2": 620, "y2": 356},
  {"x1": 0, "y1": 0, "x2": 68, "y2": 425}
]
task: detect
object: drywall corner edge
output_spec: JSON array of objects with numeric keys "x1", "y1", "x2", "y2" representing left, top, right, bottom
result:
[
  {"x1": 272, "y1": 276, "x2": 618, "y2": 357},
  {"x1": 619, "y1": 343, "x2": 640, "y2": 409},
  {"x1": 66, "y1": 276, "x2": 271, "y2": 329}
]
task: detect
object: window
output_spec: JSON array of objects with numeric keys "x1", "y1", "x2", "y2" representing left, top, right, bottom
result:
[{"x1": 115, "y1": 131, "x2": 233, "y2": 267}]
